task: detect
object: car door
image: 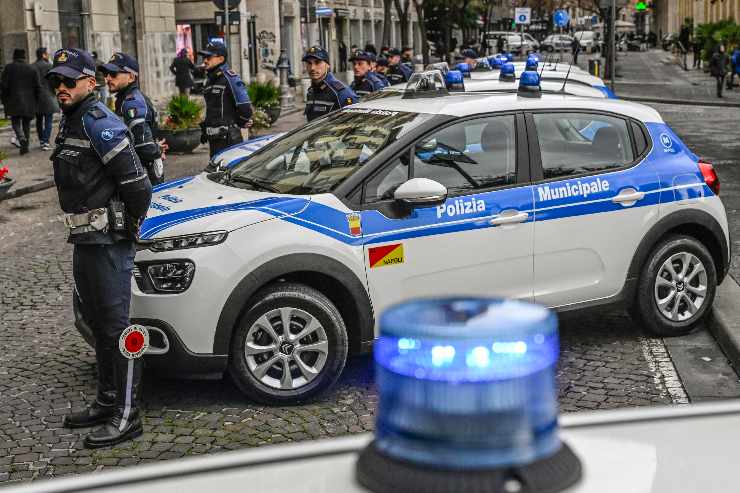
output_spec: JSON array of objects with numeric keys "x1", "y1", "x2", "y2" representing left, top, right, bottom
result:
[
  {"x1": 357, "y1": 114, "x2": 536, "y2": 320},
  {"x1": 528, "y1": 111, "x2": 660, "y2": 308}
]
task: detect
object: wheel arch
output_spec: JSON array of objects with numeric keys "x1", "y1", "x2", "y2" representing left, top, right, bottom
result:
[
  {"x1": 214, "y1": 253, "x2": 374, "y2": 356},
  {"x1": 625, "y1": 209, "x2": 730, "y2": 301}
]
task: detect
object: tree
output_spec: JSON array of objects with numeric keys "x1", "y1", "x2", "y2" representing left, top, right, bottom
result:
[
  {"x1": 412, "y1": 0, "x2": 431, "y2": 64},
  {"x1": 394, "y1": 0, "x2": 412, "y2": 48},
  {"x1": 383, "y1": 0, "x2": 393, "y2": 48}
]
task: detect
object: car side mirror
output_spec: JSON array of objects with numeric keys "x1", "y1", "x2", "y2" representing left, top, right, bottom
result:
[{"x1": 393, "y1": 178, "x2": 448, "y2": 206}]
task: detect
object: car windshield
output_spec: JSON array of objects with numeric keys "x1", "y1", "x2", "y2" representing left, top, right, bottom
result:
[{"x1": 222, "y1": 109, "x2": 431, "y2": 195}]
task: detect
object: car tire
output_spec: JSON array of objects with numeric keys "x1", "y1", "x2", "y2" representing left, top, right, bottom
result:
[
  {"x1": 632, "y1": 235, "x2": 717, "y2": 337},
  {"x1": 228, "y1": 282, "x2": 349, "y2": 405}
]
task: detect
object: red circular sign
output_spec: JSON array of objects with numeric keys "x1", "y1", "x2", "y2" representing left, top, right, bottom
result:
[{"x1": 125, "y1": 330, "x2": 145, "y2": 353}]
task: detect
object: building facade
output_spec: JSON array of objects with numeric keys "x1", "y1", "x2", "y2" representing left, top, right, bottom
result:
[{"x1": 0, "y1": 0, "x2": 177, "y2": 99}]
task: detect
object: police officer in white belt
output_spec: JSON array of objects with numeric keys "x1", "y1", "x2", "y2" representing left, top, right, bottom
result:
[{"x1": 46, "y1": 48, "x2": 152, "y2": 448}]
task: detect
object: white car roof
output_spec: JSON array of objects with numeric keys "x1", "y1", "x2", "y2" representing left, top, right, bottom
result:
[
  {"x1": 463, "y1": 78, "x2": 607, "y2": 98},
  {"x1": 350, "y1": 91, "x2": 663, "y2": 123},
  {"x1": 471, "y1": 67, "x2": 604, "y2": 86}
]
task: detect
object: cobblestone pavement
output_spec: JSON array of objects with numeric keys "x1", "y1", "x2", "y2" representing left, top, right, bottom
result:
[{"x1": 0, "y1": 95, "x2": 704, "y2": 486}]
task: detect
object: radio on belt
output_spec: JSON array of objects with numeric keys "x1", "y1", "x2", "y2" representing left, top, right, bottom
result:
[{"x1": 356, "y1": 298, "x2": 581, "y2": 493}]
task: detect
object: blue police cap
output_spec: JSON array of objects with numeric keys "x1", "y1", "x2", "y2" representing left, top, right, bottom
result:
[
  {"x1": 47, "y1": 48, "x2": 96, "y2": 79},
  {"x1": 387, "y1": 48, "x2": 402, "y2": 56},
  {"x1": 375, "y1": 56, "x2": 389, "y2": 67},
  {"x1": 303, "y1": 46, "x2": 330, "y2": 62},
  {"x1": 100, "y1": 52, "x2": 140, "y2": 75},
  {"x1": 461, "y1": 48, "x2": 478, "y2": 59},
  {"x1": 198, "y1": 40, "x2": 228, "y2": 58},
  {"x1": 349, "y1": 50, "x2": 374, "y2": 63}
]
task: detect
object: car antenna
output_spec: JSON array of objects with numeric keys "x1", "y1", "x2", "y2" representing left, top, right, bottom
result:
[
  {"x1": 559, "y1": 60, "x2": 574, "y2": 93},
  {"x1": 539, "y1": 52, "x2": 551, "y2": 79}
]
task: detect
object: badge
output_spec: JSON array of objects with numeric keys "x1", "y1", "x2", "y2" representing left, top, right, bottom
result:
[
  {"x1": 346, "y1": 97, "x2": 353, "y2": 104},
  {"x1": 119, "y1": 325, "x2": 149, "y2": 359},
  {"x1": 127, "y1": 108, "x2": 137, "y2": 119},
  {"x1": 368, "y1": 243, "x2": 405, "y2": 268},
  {"x1": 57, "y1": 52, "x2": 68, "y2": 63},
  {"x1": 101, "y1": 129, "x2": 114, "y2": 141},
  {"x1": 347, "y1": 213, "x2": 362, "y2": 237}
]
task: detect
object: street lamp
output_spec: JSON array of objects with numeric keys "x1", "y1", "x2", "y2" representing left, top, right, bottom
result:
[{"x1": 277, "y1": 49, "x2": 295, "y2": 110}]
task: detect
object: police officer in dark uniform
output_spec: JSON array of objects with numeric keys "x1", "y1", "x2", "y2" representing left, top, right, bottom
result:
[
  {"x1": 100, "y1": 52, "x2": 166, "y2": 185},
  {"x1": 46, "y1": 48, "x2": 151, "y2": 448},
  {"x1": 198, "y1": 40, "x2": 253, "y2": 157},
  {"x1": 374, "y1": 56, "x2": 391, "y2": 87},
  {"x1": 385, "y1": 48, "x2": 413, "y2": 85},
  {"x1": 349, "y1": 50, "x2": 386, "y2": 98},
  {"x1": 303, "y1": 46, "x2": 358, "y2": 122}
]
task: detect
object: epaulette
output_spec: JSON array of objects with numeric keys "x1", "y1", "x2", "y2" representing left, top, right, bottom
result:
[
  {"x1": 88, "y1": 108, "x2": 107, "y2": 120},
  {"x1": 328, "y1": 79, "x2": 346, "y2": 91},
  {"x1": 226, "y1": 69, "x2": 238, "y2": 77}
]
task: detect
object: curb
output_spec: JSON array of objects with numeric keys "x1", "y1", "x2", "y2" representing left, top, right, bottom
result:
[
  {"x1": 0, "y1": 178, "x2": 55, "y2": 202},
  {"x1": 708, "y1": 275, "x2": 740, "y2": 375}
]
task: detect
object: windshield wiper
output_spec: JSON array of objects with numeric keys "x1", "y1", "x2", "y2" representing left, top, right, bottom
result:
[{"x1": 229, "y1": 175, "x2": 280, "y2": 193}]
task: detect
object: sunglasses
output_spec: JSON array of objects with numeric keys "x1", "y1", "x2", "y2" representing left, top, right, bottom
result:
[{"x1": 48, "y1": 74, "x2": 87, "y2": 90}]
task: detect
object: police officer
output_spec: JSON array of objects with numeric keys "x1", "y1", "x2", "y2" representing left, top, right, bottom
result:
[
  {"x1": 374, "y1": 57, "x2": 391, "y2": 87},
  {"x1": 349, "y1": 50, "x2": 386, "y2": 98},
  {"x1": 386, "y1": 48, "x2": 413, "y2": 85},
  {"x1": 197, "y1": 40, "x2": 253, "y2": 157},
  {"x1": 303, "y1": 46, "x2": 358, "y2": 122},
  {"x1": 100, "y1": 52, "x2": 166, "y2": 185},
  {"x1": 46, "y1": 48, "x2": 151, "y2": 448}
]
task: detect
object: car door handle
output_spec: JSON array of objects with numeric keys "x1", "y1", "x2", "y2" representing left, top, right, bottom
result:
[
  {"x1": 612, "y1": 189, "x2": 645, "y2": 204},
  {"x1": 490, "y1": 210, "x2": 529, "y2": 225}
]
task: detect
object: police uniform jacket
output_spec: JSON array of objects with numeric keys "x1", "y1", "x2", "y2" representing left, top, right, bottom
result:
[
  {"x1": 350, "y1": 72, "x2": 386, "y2": 98},
  {"x1": 52, "y1": 94, "x2": 152, "y2": 245},
  {"x1": 114, "y1": 83, "x2": 161, "y2": 168},
  {"x1": 386, "y1": 63, "x2": 412, "y2": 85},
  {"x1": 374, "y1": 72, "x2": 390, "y2": 88},
  {"x1": 304, "y1": 72, "x2": 358, "y2": 122},
  {"x1": 203, "y1": 62, "x2": 253, "y2": 130}
]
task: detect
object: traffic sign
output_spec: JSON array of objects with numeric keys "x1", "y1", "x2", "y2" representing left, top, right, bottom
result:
[
  {"x1": 635, "y1": 1, "x2": 647, "y2": 11},
  {"x1": 553, "y1": 9, "x2": 570, "y2": 27},
  {"x1": 514, "y1": 7, "x2": 531, "y2": 25},
  {"x1": 214, "y1": 11, "x2": 240, "y2": 25}
]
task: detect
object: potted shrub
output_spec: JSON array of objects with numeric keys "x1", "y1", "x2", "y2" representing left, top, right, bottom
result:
[
  {"x1": 248, "y1": 108, "x2": 273, "y2": 136},
  {"x1": 0, "y1": 158, "x2": 14, "y2": 201},
  {"x1": 158, "y1": 95, "x2": 203, "y2": 154},
  {"x1": 247, "y1": 81, "x2": 281, "y2": 124}
]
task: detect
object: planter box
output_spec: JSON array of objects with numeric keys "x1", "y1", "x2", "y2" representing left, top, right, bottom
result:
[
  {"x1": 264, "y1": 105, "x2": 281, "y2": 124},
  {"x1": 158, "y1": 127, "x2": 201, "y2": 154},
  {"x1": 0, "y1": 177, "x2": 15, "y2": 201}
]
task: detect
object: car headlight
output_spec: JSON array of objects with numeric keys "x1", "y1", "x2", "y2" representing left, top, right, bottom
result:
[
  {"x1": 149, "y1": 231, "x2": 228, "y2": 252},
  {"x1": 145, "y1": 261, "x2": 196, "y2": 293}
]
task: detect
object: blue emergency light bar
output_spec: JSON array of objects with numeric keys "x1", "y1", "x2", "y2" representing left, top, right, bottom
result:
[
  {"x1": 488, "y1": 55, "x2": 503, "y2": 69},
  {"x1": 445, "y1": 70, "x2": 465, "y2": 91},
  {"x1": 526, "y1": 55, "x2": 539, "y2": 71},
  {"x1": 519, "y1": 70, "x2": 542, "y2": 97},
  {"x1": 455, "y1": 62, "x2": 472, "y2": 78},
  {"x1": 499, "y1": 62, "x2": 516, "y2": 81}
]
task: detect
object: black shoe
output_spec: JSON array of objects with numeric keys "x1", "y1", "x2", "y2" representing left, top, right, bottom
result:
[
  {"x1": 84, "y1": 413, "x2": 143, "y2": 448},
  {"x1": 63, "y1": 401, "x2": 116, "y2": 428}
]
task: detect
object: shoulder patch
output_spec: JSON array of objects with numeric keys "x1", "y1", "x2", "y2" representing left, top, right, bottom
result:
[
  {"x1": 89, "y1": 108, "x2": 106, "y2": 120},
  {"x1": 226, "y1": 69, "x2": 237, "y2": 77},
  {"x1": 329, "y1": 79, "x2": 346, "y2": 91}
]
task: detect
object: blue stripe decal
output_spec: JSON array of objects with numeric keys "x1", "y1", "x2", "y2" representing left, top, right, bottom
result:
[
  {"x1": 152, "y1": 176, "x2": 195, "y2": 193},
  {"x1": 141, "y1": 121, "x2": 712, "y2": 245}
]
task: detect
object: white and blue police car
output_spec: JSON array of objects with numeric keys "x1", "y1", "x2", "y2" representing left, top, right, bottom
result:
[{"x1": 76, "y1": 71, "x2": 729, "y2": 404}]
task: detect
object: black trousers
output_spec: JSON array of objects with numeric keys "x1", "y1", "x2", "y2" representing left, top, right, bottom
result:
[
  {"x1": 716, "y1": 75, "x2": 725, "y2": 97},
  {"x1": 73, "y1": 242, "x2": 140, "y2": 408},
  {"x1": 11, "y1": 116, "x2": 31, "y2": 147},
  {"x1": 208, "y1": 126, "x2": 244, "y2": 158}
]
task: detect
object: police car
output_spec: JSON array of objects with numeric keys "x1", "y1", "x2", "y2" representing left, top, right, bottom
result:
[{"x1": 86, "y1": 71, "x2": 728, "y2": 405}]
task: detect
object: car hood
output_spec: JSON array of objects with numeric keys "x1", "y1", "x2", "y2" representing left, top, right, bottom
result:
[
  {"x1": 140, "y1": 174, "x2": 310, "y2": 240},
  {"x1": 210, "y1": 133, "x2": 285, "y2": 171}
]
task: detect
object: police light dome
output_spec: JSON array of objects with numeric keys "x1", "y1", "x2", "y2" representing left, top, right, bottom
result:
[
  {"x1": 529, "y1": 52, "x2": 541, "y2": 63},
  {"x1": 526, "y1": 55, "x2": 539, "y2": 71},
  {"x1": 519, "y1": 70, "x2": 542, "y2": 97},
  {"x1": 504, "y1": 51, "x2": 514, "y2": 62},
  {"x1": 475, "y1": 58, "x2": 492, "y2": 71},
  {"x1": 455, "y1": 62, "x2": 472, "y2": 78},
  {"x1": 424, "y1": 61, "x2": 449, "y2": 76},
  {"x1": 499, "y1": 62, "x2": 516, "y2": 81},
  {"x1": 488, "y1": 55, "x2": 503, "y2": 69},
  {"x1": 444, "y1": 70, "x2": 465, "y2": 91},
  {"x1": 356, "y1": 298, "x2": 582, "y2": 493},
  {"x1": 403, "y1": 70, "x2": 448, "y2": 98}
]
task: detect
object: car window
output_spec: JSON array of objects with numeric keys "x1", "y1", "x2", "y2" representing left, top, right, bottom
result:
[
  {"x1": 412, "y1": 115, "x2": 517, "y2": 195},
  {"x1": 631, "y1": 121, "x2": 649, "y2": 156},
  {"x1": 533, "y1": 113, "x2": 634, "y2": 179},
  {"x1": 364, "y1": 153, "x2": 411, "y2": 203}
]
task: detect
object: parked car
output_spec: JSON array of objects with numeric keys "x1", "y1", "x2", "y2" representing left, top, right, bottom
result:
[
  {"x1": 541, "y1": 34, "x2": 575, "y2": 52},
  {"x1": 573, "y1": 30, "x2": 601, "y2": 52},
  {"x1": 505, "y1": 33, "x2": 540, "y2": 55}
]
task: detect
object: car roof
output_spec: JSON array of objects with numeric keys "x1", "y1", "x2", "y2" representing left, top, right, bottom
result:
[
  {"x1": 464, "y1": 78, "x2": 607, "y2": 98},
  {"x1": 350, "y1": 91, "x2": 663, "y2": 123}
]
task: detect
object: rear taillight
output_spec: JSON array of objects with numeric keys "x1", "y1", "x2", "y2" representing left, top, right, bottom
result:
[{"x1": 698, "y1": 160, "x2": 720, "y2": 196}]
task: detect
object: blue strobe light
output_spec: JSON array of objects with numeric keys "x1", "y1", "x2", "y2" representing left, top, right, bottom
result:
[
  {"x1": 455, "y1": 62, "x2": 472, "y2": 78},
  {"x1": 519, "y1": 71, "x2": 542, "y2": 97},
  {"x1": 444, "y1": 70, "x2": 465, "y2": 91},
  {"x1": 499, "y1": 62, "x2": 516, "y2": 81},
  {"x1": 526, "y1": 55, "x2": 539, "y2": 71},
  {"x1": 372, "y1": 298, "x2": 560, "y2": 469}
]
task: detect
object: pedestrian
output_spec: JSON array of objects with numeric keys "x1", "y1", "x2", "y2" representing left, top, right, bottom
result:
[
  {"x1": 386, "y1": 48, "x2": 412, "y2": 85},
  {"x1": 710, "y1": 44, "x2": 729, "y2": 98},
  {"x1": 728, "y1": 46, "x2": 740, "y2": 90},
  {"x1": 31, "y1": 47, "x2": 59, "y2": 151},
  {"x1": 349, "y1": 50, "x2": 386, "y2": 98},
  {"x1": 197, "y1": 40, "x2": 253, "y2": 158},
  {"x1": 101, "y1": 52, "x2": 168, "y2": 185},
  {"x1": 339, "y1": 40, "x2": 348, "y2": 72},
  {"x1": 402, "y1": 46, "x2": 414, "y2": 72},
  {"x1": 571, "y1": 37, "x2": 581, "y2": 65},
  {"x1": 496, "y1": 35, "x2": 505, "y2": 55},
  {"x1": 365, "y1": 43, "x2": 377, "y2": 55},
  {"x1": 0, "y1": 49, "x2": 40, "y2": 155},
  {"x1": 303, "y1": 46, "x2": 357, "y2": 122},
  {"x1": 169, "y1": 49, "x2": 195, "y2": 96},
  {"x1": 91, "y1": 52, "x2": 109, "y2": 104},
  {"x1": 692, "y1": 39, "x2": 702, "y2": 69},
  {"x1": 46, "y1": 48, "x2": 152, "y2": 448}
]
